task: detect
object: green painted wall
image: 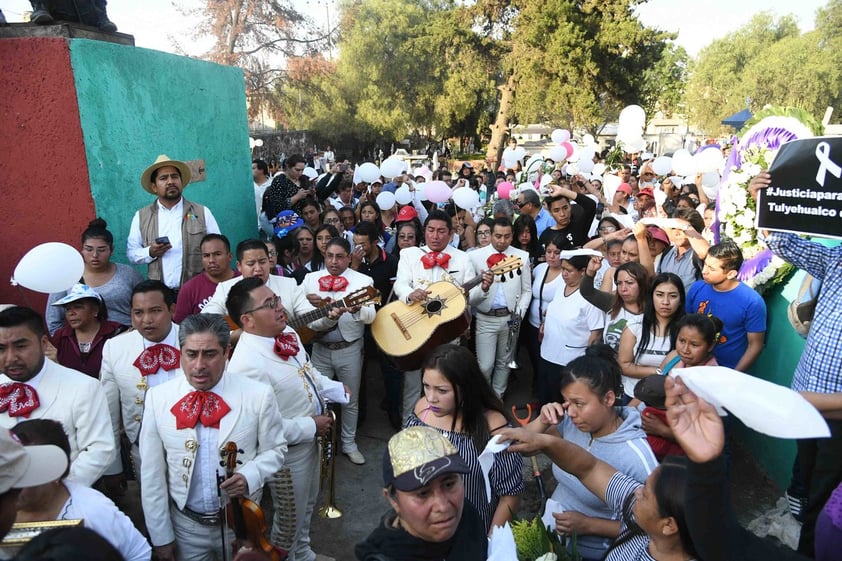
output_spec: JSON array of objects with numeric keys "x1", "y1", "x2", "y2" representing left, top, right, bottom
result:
[
  {"x1": 738, "y1": 238, "x2": 840, "y2": 489},
  {"x1": 69, "y1": 39, "x2": 254, "y2": 265}
]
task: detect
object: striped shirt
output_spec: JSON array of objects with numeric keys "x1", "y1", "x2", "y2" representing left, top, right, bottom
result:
[
  {"x1": 603, "y1": 472, "x2": 657, "y2": 561},
  {"x1": 405, "y1": 412, "x2": 525, "y2": 530},
  {"x1": 765, "y1": 232, "x2": 842, "y2": 393}
]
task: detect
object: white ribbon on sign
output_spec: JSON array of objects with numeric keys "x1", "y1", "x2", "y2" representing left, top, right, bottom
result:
[{"x1": 815, "y1": 142, "x2": 841, "y2": 187}]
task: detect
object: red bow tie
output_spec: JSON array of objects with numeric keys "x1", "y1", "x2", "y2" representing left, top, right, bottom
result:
[
  {"x1": 134, "y1": 344, "x2": 180, "y2": 376},
  {"x1": 171, "y1": 391, "x2": 231, "y2": 429},
  {"x1": 274, "y1": 332, "x2": 300, "y2": 361},
  {"x1": 0, "y1": 382, "x2": 40, "y2": 418},
  {"x1": 487, "y1": 252, "x2": 507, "y2": 268},
  {"x1": 318, "y1": 275, "x2": 349, "y2": 292},
  {"x1": 421, "y1": 251, "x2": 451, "y2": 270}
]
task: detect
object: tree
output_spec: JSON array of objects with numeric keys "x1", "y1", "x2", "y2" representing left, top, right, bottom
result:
[
  {"x1": 684, "y1": 12, "x2": 800, "y2": 133},
  {"x1": 182, "y1": 0, "x2": 331, "y2": 121},
  {"x1": 480, "y1": 0, "x2": 676, "y2": 168}
]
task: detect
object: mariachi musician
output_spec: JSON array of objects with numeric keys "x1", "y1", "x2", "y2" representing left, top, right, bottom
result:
[
  {"x1": 139, "y1": 314, "x2": 286, "y2": 561},
  {"x1": 392, "y1": 209, "x2": 477, "y2": 422},
  {"x1": 226, "y1": 277, "x2": 348, "y2": 561}
]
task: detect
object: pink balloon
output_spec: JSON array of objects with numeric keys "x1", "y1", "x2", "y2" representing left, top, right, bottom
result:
[
  {"x1": 560, "y1": 141, "x2": 574, "y2": 160},
  {"x1": 425, "y1": 180, "x2": 453, "y2": 203},
  {"x1": 496, "y1": 181, "x2": 514, "y2": 199}
]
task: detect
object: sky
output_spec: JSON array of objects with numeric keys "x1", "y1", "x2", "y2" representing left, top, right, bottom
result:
[{"x1": 1, "y1": 0, "x2": 829, "y2": 57}]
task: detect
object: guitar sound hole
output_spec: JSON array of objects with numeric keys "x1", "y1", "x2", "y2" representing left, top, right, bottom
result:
[{"x1": 425, "y1": 300, "x2": 442, "y2": 314}]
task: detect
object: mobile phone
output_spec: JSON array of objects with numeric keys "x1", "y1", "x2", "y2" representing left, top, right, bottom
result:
[{"x1": 155, "y1": 236, "x2": 170, "y2": 245}]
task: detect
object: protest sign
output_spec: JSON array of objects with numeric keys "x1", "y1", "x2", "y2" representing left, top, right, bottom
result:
[{"x1": 758, "y1": 137, "x2": 842, "y2": 238}]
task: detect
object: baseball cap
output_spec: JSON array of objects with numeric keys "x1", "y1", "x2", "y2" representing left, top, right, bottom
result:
[
  {"x1": 396, "y1": 205, "x2": 419, "y2": 223},
  {"x1": 646, "y1": 225, "x2": 670, "y2": 246},
  {"x1": 51, "y1": 284, "x2": 102, "y2": 307},
  {"x1": 0, "y1": 429, "x2": 68, "y2": 494},
  {"x1": 382, "y1": 426, "x2": 469, "y2": 492},
  {"x1": 461, "y1": 162, "x2": 473, "y2": 169},
  {"x1": 616, "y1": 183, "x2": 632, "y2": 195},
  {"x1": 637, "y1": 187, "x2": 655, "y2": 199},
  {"x1": 634, "y1": 374, "x2": 667, "y2": 409}
]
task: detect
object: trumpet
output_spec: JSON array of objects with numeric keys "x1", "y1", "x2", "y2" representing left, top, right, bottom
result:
[
  {"x1": 318, "y1": 405, "x2": 342, "y2": 518},
  {"x1": 505, "y1": 298, "x2": 522, "y2": 370}
]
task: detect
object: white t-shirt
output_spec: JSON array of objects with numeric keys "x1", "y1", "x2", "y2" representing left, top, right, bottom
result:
[
  {"x1": 622, "y1": 321, "x2": 671, "y2": 398},
  {"x1": 540, "y1": 287, "x2": 604, "y2": 365},
  {"x1": 527, "y1": 263, "x2": 564, "y2": 328},
  {"x1": 61, "y1": 481, "x2": 151, "y2": 561}
]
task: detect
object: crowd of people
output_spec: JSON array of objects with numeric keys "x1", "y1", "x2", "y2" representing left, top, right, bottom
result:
[{"x1": 0, "y1": 148, "x2": 840, "y2": 561}]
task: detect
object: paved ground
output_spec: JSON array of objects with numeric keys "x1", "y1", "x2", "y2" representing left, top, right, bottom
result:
[{"x1": 114, "y1": 344, "x2": 787, "y2": 560}]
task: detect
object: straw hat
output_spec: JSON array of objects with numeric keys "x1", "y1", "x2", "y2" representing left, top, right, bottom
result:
[{"x1": 140, "y1": 154, "x2": 192, "y2": 194}]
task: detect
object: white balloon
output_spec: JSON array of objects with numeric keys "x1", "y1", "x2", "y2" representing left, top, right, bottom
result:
[
  {"x1": 577, "y1": 158, "x2": 595, "y2": 174},
  {"x1": 621, "y1": 137, "x2": 646, "y2": 153},
  {"x1": 302, "y1": 167, "x2": 318, "y2": 180},
  {"x1": 380, "y1": 156, "x2": 406, "y2": 178},
  {"x1": 551, "y1": 129, "x2": 564, "y2": 143},
  {"x1": 502, "y1": 159, "x2": 517, "y2": 170},
  {"x1": 425, "y1": 180, "x2": 453, "y2": 203},
  {"x1": 701, "y1": 171, "x2": 720, "y2": 188},
  {"x1": 671, "y1": 149, "x2": 696, "y2": 176},
  {"x1": 548, "y1": 145, "x2": 567, "y2": 162},
  {"x1": 249, "y1": 137, "x2": 256, "y2": 149},
  {"x1": 13, "y1": 243, "x2": 84, "y2": 294},
  {"x1": 619, "y1": 105, "x2": 646, "y2": 128},
  {"x1": 513, "y1": 147, "x2": 527, "y2": 160},
  {"x1": 567, "y1": 143, "x2": 580, "y2": 162},
  {"x1": 416, "y1": 185, "x2": 427, "y2": 201},
  {"x1": 502, "y1": 147, "x2": 517, "y2": 160},
  {"x1": 579, "y1": 146, "x2": 597, "y2": 162},
  {"x1": 592, "y1": 163, "x2": 606, "y2": 176},
  {"x1": 394, "y1": 185, "x2": 413, "y2": 205},
  {"x1": 652, "y1": 156, "x2": 673, "y2": 176},
  {"x1": 695, "y1": 148, "x2": 724, "y2": 173},
  {"x1": 583, "y1": 133, "x2": 596, "y2": 146},
  {"x1": 358, "y1": 162, "x2": 381, "y2": 184},
  {"x1": 255, "y1": 139, "x2": 264, "y2": 147},
  {"x1": 452, "y1": 187, "x2": 480, "y2": 210},
  {"x1": 524, "y1": 154, "x2": 544, "y2": 172},
  {"x1": 601, "y1": 174, "x2": 622, "y2": 201},
  {"x1": 376, "y1": 191, "x2": 397, "y2": 210}
]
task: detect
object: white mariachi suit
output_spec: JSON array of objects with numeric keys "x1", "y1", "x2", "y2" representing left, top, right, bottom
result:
[
  {"x1": 392, "y1": 245, "x2": 477, "y2": 420},
  {"x1": 139, "y1": 374, "x2": 286, "y2": 561},
  {"x1": 468, "y1": 244, "x2": 532, "y2": 397},
  {"x1": 0, "y1": 360, "x2": 115, "y2": 487},
  {"x1": 301, "y1": 268, "x2": 375, "y2": 456},
  {"x1": 228, "y1": 328, "x2": 347, "y2": 561},
  {"x1": 100, "y1": 324, "x2": 182, "y2": 476},
  {"x1": 202, "y1": 275, "x2": 335, "y2": 331}
]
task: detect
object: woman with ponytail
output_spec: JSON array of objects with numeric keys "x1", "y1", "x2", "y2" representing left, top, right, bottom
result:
[{"x1": 523, "y1": 344, "x2": 658, "y2": 561}]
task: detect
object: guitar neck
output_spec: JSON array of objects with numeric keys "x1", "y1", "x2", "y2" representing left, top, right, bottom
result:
[
  {"x1": 461, "y1": 272, "x2": 486, "y2": 293},
  {"x1": 290, "y1": 298, "x2": 346, "y2": 328}
]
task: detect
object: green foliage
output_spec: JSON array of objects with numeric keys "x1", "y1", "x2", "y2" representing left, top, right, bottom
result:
[
  {"x1": 686, "y1": 5, "x2": 842, "y2": 134},
  {"x1": 510, "y1": 515, "x2": 579, "y2": 561}
]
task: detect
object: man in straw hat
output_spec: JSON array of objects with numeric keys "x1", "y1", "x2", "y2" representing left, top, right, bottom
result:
[
  {"x1": 355, "y1": 426, "x2": 487, "y2": 560},
  {"x1": 127, "y1": 155, "x2": 221, "y2": 296}
]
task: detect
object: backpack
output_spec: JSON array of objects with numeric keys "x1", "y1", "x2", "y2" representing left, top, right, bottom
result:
[{"x1": 788, "y1": 274, "x2": 821, "y2": 338}]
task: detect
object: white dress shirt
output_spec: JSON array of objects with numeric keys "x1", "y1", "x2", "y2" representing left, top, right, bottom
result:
[
  {"x1": 185, "y1": 377, "x2": 224, "y2": 515},
  {"x1": 127, "y1": 198, "x2": 221, "y2": 289}
]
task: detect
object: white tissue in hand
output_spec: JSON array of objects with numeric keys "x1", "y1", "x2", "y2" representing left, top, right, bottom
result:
[
  {"x1": 671, "y1": 366, "x2": 830, "y2": 439},
  {"x1": 478, "y1": 435, "x2": 511, "y2": 502},
  {"x1": 487, "y1": 521, "x2": 518, "y2": 560},
  {"x1": 542, "y1": 498, "x2": 565, "y2": 532}
]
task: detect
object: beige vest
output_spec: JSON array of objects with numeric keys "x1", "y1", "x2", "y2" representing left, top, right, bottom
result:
[{"x1": 138, "y1": 198, "x2": 207, "y2": 286}]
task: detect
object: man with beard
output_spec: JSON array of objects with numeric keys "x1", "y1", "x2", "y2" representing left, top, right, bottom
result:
[{"x1": 127, "y1": 155, "x2": 221, "y2": 296}]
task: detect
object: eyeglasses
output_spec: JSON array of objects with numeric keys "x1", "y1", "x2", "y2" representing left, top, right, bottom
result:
[
  {"x1": 477, "y1": 230, "x2": 491, "y2": 237},
  {"x1": 398, "y1": 234, "x2": 416, "y2": 240},
  {"x1": 598, "y1": 226, "x2": 617, "y2": 233},
  {"x1": 325, "y1": 218, "x2": 341, "y2": 224},
  {"x1": 243, "y1": 295, "x2": 281, "y2": 314},
  {"x1": 266, "y1": 249, "x2": 278, "y2": 257}
]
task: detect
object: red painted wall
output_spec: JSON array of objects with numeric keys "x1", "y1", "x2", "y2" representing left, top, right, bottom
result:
[{"x1": 0, "y1": 38, "x2": 95, "y2": 312}]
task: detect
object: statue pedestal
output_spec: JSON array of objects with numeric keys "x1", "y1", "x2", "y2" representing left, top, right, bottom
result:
[
  {"x1": 0, "y1": 32, "x2": 254, "y2": 309},
  {"x1": 0, "y1": 21, "x2": 134, "y2": 45}
]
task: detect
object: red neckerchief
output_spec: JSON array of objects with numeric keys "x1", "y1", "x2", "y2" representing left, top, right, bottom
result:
[
  {"x1": 134, "y1": 344, "x2": 180, "y2": 376},
  {"x1": 0, "y1": 382, "x2": 39, "y2": 418},
  {"x1": 420, "y1": 251, "x2": 451, "y2": 270},
  {"x1": 486, "y1": 252, "x2": 507, "y2": 268},
  {"x1": 273, "y1": 332, "x2": 300, "y2": 360},
  {"x1": 318, "y1": 275, "x2": 349, "y2": 292},
  {"x1": 170, "y1": 391, "x2": 231, "y2": 429}
]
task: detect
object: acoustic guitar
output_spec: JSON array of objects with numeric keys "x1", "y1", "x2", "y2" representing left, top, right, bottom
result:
[
  {"x1": 290, "y1": 285, "x2": 381, "y2": 344},
  {"x1": 371, "y1": 255, "x2": 522, "y2": 370}
]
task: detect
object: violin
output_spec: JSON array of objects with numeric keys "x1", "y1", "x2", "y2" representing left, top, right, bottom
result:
[{"x1": 220, "y1": 441, "x2": 287, "y2": 561}]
